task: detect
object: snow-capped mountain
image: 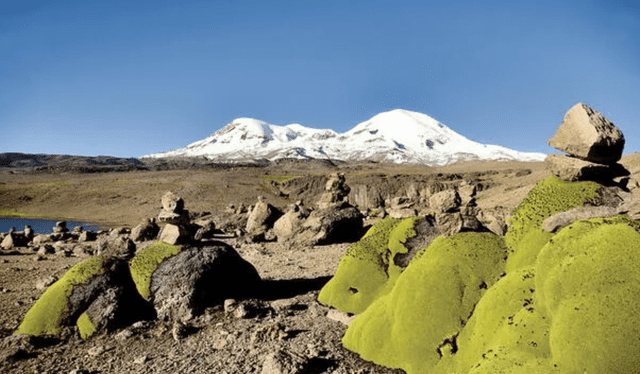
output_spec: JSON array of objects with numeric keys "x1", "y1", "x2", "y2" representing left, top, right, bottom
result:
[{"x1": 142, "y1": 109, "x2": 546, "y2": 165}]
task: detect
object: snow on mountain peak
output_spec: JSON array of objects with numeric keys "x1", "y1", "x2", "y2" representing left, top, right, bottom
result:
[{"x1": 143, "y1": 109, "x2": 546, "y2": 165}]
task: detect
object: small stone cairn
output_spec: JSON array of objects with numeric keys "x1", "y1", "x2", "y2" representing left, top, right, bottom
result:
[
  {"x1": 316, "y1": 173, "x2": 351, "y2": 210},
  {"x1": 158, "y1": 191, "x2": 191, "y2": 245},
  {"x1": 545, "y1": 103, "x2": 629, "y2": 182}
]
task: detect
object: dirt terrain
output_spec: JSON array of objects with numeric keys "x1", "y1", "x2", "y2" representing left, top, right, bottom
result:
[
  {"x1": 0, "y1": 157, "x2": 551, "y2": 227},
  {"x1": 1, "y1": 154, "x2": 638, "y2": 373}
]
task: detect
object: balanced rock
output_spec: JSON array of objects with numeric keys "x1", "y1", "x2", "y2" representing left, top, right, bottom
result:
[
  {"x1": 157, "y1": 191, "x2": 190, "y2": 225},
  {"x1": 548, "y1": 103, "x2": 625, "y2": 164}
]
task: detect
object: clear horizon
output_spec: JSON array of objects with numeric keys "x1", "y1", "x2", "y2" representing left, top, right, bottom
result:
[{"x1": 2, "y1": 1, "x2": 639, "y2": 158}]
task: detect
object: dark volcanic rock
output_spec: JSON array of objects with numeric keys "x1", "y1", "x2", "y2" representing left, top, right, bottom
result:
[{"x1": 149, "y1": 243, "x2": 261, "y2": 322}]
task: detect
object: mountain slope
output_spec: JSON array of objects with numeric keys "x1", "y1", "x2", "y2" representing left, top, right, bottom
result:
[{"x1": 142, "y1": 109, "x2": 546, "y2": 165}]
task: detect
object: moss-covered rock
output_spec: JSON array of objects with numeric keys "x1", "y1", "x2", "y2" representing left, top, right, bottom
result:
[
  {"x1": 16, "y1": 255, "x2": 152, "y2": 338},
  {"x1": 504, "y1": 176, "x2": 598, "y2": 272},
  {"x1": 318, "y1": 216, "x2": 439, "y2": 314},
  {"x1": 15, "y1": 256, "x2": 109, "y2": 336},
  {"x1": 342, "y1": 232, "x2": 507, "y2": 373},
  {"x1": 129, "y1": 241, "x2": 182, "y2": 299}
]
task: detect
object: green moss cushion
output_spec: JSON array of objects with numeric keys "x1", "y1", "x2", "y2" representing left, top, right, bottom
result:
[
  {"x1": 318, "y1": 216, "x2": 438, "y2": 314},
  {"x1": 435, "y1": 267, "x2": 556, "y2": 374},
  {"x1": 536, "y1": 217, "x2": 640, "y2": 373},
  {"x1": 16, "y1": 256, "x2": 108, "y2": 336},
  {"x1": 342, "y1": 232, "x2": 507, "y2": 373},
  {"x1": 505, "y1": 176, "x2": 598, "y2": 272},
  {"x1": 129, "y1": 241, "x2": 182, "y2": 299}
]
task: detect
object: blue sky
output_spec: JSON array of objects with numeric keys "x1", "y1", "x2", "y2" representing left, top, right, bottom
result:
[{"x1": 1, "y1": 0, "x2": 639, "y2": 158}]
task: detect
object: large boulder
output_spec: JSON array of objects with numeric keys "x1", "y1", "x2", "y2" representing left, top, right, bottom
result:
[
  {"x1": 15, "y1": 256, "x2": 153, "y2": 339},
  {"x1": 548, "y1": 103, "x2": 625, "y2": 165},
  {"x1": 130, "y1": 242, "x2": 261, "y2": 322},
  {"x1": 303, "y1": 206, "x2": 364, "y2": 246},
  {"x1": 272, "y1": 204, "x2": 309, "y2": 242},
  {"x1": 246, "y1": 197, "x2": 282, "y2": 241},
  {"x1": 545, "y1": 154, "x2": 629, "y2": 182}
]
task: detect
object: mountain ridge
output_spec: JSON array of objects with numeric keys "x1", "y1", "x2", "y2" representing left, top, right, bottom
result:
[{"x1": 142, "y1": 109, "x2": 546, "y2": 165}]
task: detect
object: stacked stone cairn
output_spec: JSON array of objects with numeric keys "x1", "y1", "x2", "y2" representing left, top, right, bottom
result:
[
  {"x1": 157, "y1": 191, "x2": 191, "y2": 245},
  {"x1": 546, "y1": 102, "x2": 629, "y2": 182},
  {"x1": 298, "y1": 173, "x2": 364, "y2": 245}
]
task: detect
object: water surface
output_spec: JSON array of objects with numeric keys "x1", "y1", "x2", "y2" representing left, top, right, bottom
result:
[{"x1": 0, "y1": 218, "x2": 102, "y2": 234}]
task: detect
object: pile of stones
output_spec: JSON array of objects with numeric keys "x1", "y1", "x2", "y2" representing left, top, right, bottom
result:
[{"x1": 157, "y1": 191, "x2": 191, "y2": 245}]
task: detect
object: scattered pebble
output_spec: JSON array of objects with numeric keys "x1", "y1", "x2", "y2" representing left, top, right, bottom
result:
[
  {"x1": 87, "y1": 345, "x2": 106, "y2": 356},
  {"x1": 115, "y1": 329, "x2": 134, "y2": 342}
]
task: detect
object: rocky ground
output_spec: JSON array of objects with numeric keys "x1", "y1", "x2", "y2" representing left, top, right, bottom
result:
[
  {"x1": 1, "y1": 153, "x2": 639, "y2": 374},
  {"x1": 0, "y1": 240, "x2": 407, "y2": 374}
]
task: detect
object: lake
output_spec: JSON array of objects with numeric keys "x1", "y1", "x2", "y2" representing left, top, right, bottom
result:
[{"x1": 0, "y1": 218, "x2": 103, "y2": 234}]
